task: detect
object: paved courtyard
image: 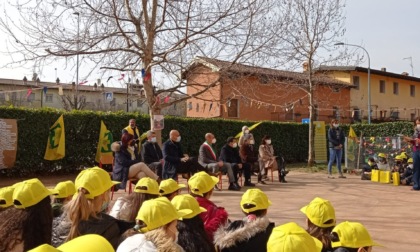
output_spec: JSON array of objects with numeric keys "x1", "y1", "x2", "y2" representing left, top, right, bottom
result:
[{"x1": 1, "y1": 170, "x2": 418, "y2": 251}]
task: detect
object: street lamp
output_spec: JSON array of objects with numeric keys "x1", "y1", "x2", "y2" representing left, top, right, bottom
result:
[
  {"x1": 335, "y1": 42, "x2": 371, "y2": 124},
  {"x1": 73, "y1": 12, "x2": 80, "y2": 108}
]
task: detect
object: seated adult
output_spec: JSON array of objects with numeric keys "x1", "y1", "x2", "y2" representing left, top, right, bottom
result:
[
  {"x1": 141, "y1": 130, "x2": 163, "y2": 178},
  {"x1": 112, "y1": 132, "x2": 159, "y2": 190},
  {"x1": 162, "y1": 129, "x2": 205, "y2": 180},
  {"x1": 219, "y1": 137, "x2": 255, "y2": 187},
  {"x1": 240, "y1": 138, "x2": 259, "y2": 179},
  {"x1": 199, "y1": 133, "x2": 240, "y2": 191},
  {"x1": 122, "y1": 118, "x2": 141, "y2": 158}
]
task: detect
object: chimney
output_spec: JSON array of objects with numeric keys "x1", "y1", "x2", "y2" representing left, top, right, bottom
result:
[
  {"x1": 381, "y1": 67, "x2": 386, "y2": 72},
  {"x1": 402, "y1": 72, "x2": 409, "y2": 76},
  {"x1": 302, "y1": 61, "x2": 309, "y2": 72}
]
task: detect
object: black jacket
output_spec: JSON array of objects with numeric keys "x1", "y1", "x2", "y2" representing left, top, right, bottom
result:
[
  {"x1": 112, "y1": 142, "x2": 138, "y2": 190},
  {"x1": 214, "y1": 216, "x2": 274, "y2": 252},
  {"x1": 328, "y1": 127, "x2": 345, "y2": 148},
  {"x1": 219, "y1": 144, "x2": 241, "y2": 164},
  {"x1": 141, "y1": 141, "x2": 163, "y2": 164},
  {"x1": 162, "y1": 140, "x2": 184, "y2": 179}
]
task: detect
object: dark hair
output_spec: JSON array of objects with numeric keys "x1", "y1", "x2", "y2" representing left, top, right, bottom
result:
[
  {"x1": 414, "y1": 117, "x2": 420, "y2": 129},
  {"x1": 307, "y1": 219, "x2": 334, "y2": 252},
  {"x1": 226, "y1": 137, "x2": 235, "y2": 144},
  {"x1": 121, "y1": 133, "x2": 134, "y2": 148},
  {"x1": 0, "y1": 196, "x2": 53, "y2": 251},
  {"x1": 368, "y1": 157, "x2": 375, "y2": 162},
  {"x1": 126, "y1": 192, "x2": 158, "y2": 222},
  {"x1": 161, "y1": 191, "x2": 178, "y2": 201},
  {"x1": 190, "y1": 190, "x2": 212, "y2": 199},
  {"x1": 177, "y1": 216, "x2": 215, "y2": 252},
  {"x1": 261, "y1": 135, "x2": 271, "y2": 145},
  {"x1": 330, "y1": 119, "x2": 339, "y2": 128},
  {"x1": 241, "y1": 206, "x2": 267, "y2": 217},
  {"x1": 330, "y1": 232, "x2": 370, "y2": 252}
]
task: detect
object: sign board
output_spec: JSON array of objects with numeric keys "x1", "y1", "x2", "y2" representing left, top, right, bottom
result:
[
  {"x1": 313, "y1": 121, "x2": 327, "y2": 163},
  {"x1": 0, "y1": 119, "x2": 18, "y2": 169},
  {"x1": 105, "y1": 92, "x2": 113, "y2": 101},
  {"x1": 153, "y1": 115, "x2": 164, "y2": 130},
  {"x1": 302, "y1": 118, "x2": 310, "y2": 124}
]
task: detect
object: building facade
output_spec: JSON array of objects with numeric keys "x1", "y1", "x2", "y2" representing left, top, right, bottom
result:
[
  {"x1": 185, "y1": 57, "x2": 354, "y2": 123},
  {"x1": 317, "y1": 66, "x2": 420, "y2": 122},
  {"x1": 0, "y1": 78, "x2": 186, "y2": 116}
]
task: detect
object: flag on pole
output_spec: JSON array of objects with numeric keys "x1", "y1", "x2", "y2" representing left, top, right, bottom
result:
[
  {"x1": 347, "y1": 126, "x2": 358, "y2": 162},
  {"x1": 26, "y1": 89, "x2": 32, "y2": 99},
  {"x1": 348, "y1": 126, "x2": 357, "y2": 139},
  {"x1": 44, "y1": 115, "x2": 65, "y2": 160},
  {"x1": 235, "y1": 121, "x2": 263, "y2": 139},
  {"x1": 118, "y1": 74, "x2": 125, "y2": 81},
  {"x1": 79, "y1": 80, "x2": 88, "y2": 85},
  {"x1": 95, "y1": 121, "x2": 113, "y2": 163}
]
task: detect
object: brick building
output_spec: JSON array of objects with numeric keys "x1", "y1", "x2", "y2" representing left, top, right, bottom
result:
[{"x1": 184, "y1": 57, "x2": 354, "y2": 123}]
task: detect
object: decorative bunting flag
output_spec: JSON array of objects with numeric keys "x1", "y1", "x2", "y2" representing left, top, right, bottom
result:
[
  {"x1": 43, "y1": 87, "x2": 48, "y2": 95},
  {"x1": 144, "y1": 73, "x2": 152, "y2": 81},
  {"x1": 79, "y1": 80, "x2": 88, "y2": 85},
  {"x1": 209, "y1": 103, "x2": 213, "y2": 111},
  {"x1": 203, "y1": 103, "x2": 207, "y2": 112},
  {"x1": 141, "y1": 69, "x2": 146, "y2": 77},
  {"x1": 164, "y1": 95, "x2": 170, "y2": 103},
  {"x1": 26, "y1": 89, "x2": 32, "y2": 99},
  {"x1": 95, "y1": 121, "x2": 113, "y2": 163},
  {"x1": 117, "y1": 74, "x2": 125, "y2": 81},
  {"x1": 44, "y1": 115, "x2": 65, "y2": 160},
  {"x1": 107, "y1": 76, "x2": 113, "y2": 82}
]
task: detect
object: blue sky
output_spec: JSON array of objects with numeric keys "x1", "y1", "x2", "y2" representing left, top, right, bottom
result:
[{"x1": 0, "y1": 0, "x2": 419, "y2": 84}]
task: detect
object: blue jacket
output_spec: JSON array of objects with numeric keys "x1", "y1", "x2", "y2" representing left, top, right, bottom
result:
[
  {"x1": 162, "y1": 139, "x2": 184, "y2": 179},
  {"x1": 328, "y1": 127, "x2": 345, "y2": 148}
]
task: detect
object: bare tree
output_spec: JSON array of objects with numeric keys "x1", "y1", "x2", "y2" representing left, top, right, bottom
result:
[
  {"x1": 275, "y1": 0, "x2": 347, "y2": 167},
  {"x1": 0, "y1": 0, "x2": 281, "y2": 142}
]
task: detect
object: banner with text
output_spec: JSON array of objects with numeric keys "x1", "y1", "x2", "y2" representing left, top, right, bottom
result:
[{"x1": 0, "y1": 119, "x2": 18, "y2": 169}]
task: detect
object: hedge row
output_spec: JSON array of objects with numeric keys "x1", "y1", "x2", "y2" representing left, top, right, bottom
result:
[{"x1": 0, "y1": 106, "x2": 415, "y2": 176}]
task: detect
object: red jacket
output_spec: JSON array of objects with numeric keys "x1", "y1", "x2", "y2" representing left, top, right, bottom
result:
[{"x1": 196, "y1": 196, "x2": 228, "y2": 242}]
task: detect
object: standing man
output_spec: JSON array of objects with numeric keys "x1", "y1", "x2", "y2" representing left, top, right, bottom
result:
[
  {"x1": 327, "y1": 119, "x2": 346, "y2": 179},
  {"x1": 162, "y1": 129, "x2": 204, "y2": 180},
  {"x1": 123, "y1": 118, "x2": 141, "y2": 157},
  {"x1": 198, "y1": 133, "x2": 240, "y2": 191},
  {"x1": 220, "y1": 137, "x2": 255, "y2": 187},
  {"x1": 141, "y1": 130, "x2": 163, "y2": 178}
]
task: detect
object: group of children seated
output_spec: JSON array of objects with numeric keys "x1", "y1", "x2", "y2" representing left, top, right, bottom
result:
[
  {"x1": 361, "y1": 151, "x2": 414, "y2": 185},
  {"x1": 0, "y1": 167, "x2": 381, "y2": 252}
]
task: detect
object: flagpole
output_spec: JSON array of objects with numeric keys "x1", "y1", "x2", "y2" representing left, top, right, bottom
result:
[{"x1": 73, "y1": 12, "x2": 80, "y2": 109}]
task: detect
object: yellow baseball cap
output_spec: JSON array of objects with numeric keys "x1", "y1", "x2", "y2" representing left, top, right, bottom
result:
[
  {"x1": 408, "y1": 158, "x2": 413, "y2": 163},
  {"x1": 171, "y1": 194, "x2": 207, "y2": 219},
  {"x1": 300, "y1": 197, "x2": 336, "y2": 228},
  {"x1": 240, "y1": 189, "x2": 272, "y2": 213},
  {"x1": 75, "y1": 167, "x2": 120, "y2": 199},
  {"x1": 395, "y1": 155, "x2": 402, "y2": 160},
  {"x1": 378, "y1": 153, "x2": 386, "y2": 158},
  {"x1": 331, "y1": 221, "x2": 382, "y2": 248},
  {"x1": 159, "y1": 179, "x2": 186, "y2": 195},
  {"x1": 53, "y1": 181, "x2": 76, "y2": 199},
  {"x1": 400, "y1": 152, "x2": 408, "y2": 159},
  {"x1": 0, "y1": 186, "x2": 15, "y2": 208},
  {"x1": 28, "y1": 234, "x2": 114, "y2": 252},
  {"x1": 267, "y1": 222, "x2": 323, "y2": 252},
  {"x1": 12, "y1": 179, "x2": 58, "y2": 209},
  {"x1": 136, "y1": 197, "x2": 192, "y2": 232},
  {"x1": 134, "y1": 177, "x2": 159, "y2": 195},
  {"x1": 188, "y1": 171, "x2": 219, "y2": 196}
]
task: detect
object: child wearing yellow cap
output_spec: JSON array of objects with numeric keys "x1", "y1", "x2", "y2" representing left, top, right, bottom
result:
[
  {"x1": 401, "y1": 158, "x2": 414, "y2": 185},
  {"x1": 214, "y1": 189, "x2": 274, "y2": 252},
  {"x1": 51, "y1": 180, "x2": 76, "y2": 218},
  {"x1": 300, "y1": 197, "x2": 336, "y2": 252},
  {"x1": 171, "y1": 194, "x2": 214, "y2": 252},
  {"x1": 159, "y1": 178, "x2": 186, "y2": 200},
  {"x1": 188, "y1": 171, "x2": 228, "y2": 243},
  {"x1": 0, "y1": 185, "x2": 15, "y2": 211},
  {"x1": 52, "y1": 167, "x2": 123, "y2": 249},
  {"x1": 330, "y1": 221, "x2": 382, "y2": 252},
  {"x1": 0, "y1": 179, "x2": 57, "y2": 251},
  {"x1": 361, "y1": 157, "x2": 378, "y2": 181},
  {"x1": 109, "y1": 177, "x2": 160, "y2": 222},
  {"x1": 117, "y1": 197, "x2": 191, "y2": 251},
  {"x1": 267, "y1": 222, "x2": 323, "y2": 252},
  {"x1": 29, "y1": 234, "x2": 115, "y2": 252}
]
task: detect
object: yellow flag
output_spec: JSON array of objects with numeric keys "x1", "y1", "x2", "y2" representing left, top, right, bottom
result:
[
  {"x1": 95, "y1": 121, "x2": 114, "y2": 163},
  {"x1": 348, "y1": 126, "x2": 357, "y2": 139},
  {"x1": 44, "y1": 115, "x2": 65, "y2": 160},
  {"x1": 235, "y1": 121, "x2": 263, "y2": 138},
  {"x1": 139, "y1": 132, "x2": 148, "y2": 142}
]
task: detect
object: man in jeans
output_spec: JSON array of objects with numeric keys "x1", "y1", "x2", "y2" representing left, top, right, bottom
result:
[
  {"x1": 198, "y1": 133, "x2": 240, "y2": 191},
  {"x1": 327, "y1": 119, "x2": 346, "y2": 179}
]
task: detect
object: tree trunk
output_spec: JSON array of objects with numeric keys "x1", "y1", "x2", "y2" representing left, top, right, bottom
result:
[{"x1": 307, "y1": 92, "x2": 315, "y2": 167}]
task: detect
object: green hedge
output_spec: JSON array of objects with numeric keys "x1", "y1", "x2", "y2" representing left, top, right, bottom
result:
[{"x1": 0, "y1": 106, "x2": 415, "y2": 176}]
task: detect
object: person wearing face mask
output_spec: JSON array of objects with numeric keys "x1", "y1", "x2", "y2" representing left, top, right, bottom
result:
[
  {"x1": 122, "y1": 119, "x2": 141, "y2": 155},
  {"x1": 327, "y1": 119, "x2": 346, "y2": 179},
  {"x1": 403, "y1": 117, "x2": 420, "y2": 191},
  {"x1": 199, "y1": 133, "x2": 241, "y2": 191},
  {"x1": 162, "y1": 129, "x2": 205, "y2": 180},
  {"x1": 219, "y1": 137, "x2": 255, "y2": 188},
  {"x1": 117, "y1": 197, "x2": 191, "y2": 252},
  {"x1": 401, "y1": 158, "x2": 414, "y2": 185},
  {"x1": 258, "y1": 135, "x2": 288, "y2": 183},
  {"x1": 112, "y1": 132, "x2": 160, "y2": 191},
  {"x1": 142, "y1": 130, "x2": 164, "y2": 178},
  {"x1": 239, "y1": 126, "x2": 255, "y2": 148},
  {"x1": 361, "y1": 157, "x2": 378, "y2": 180}
]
